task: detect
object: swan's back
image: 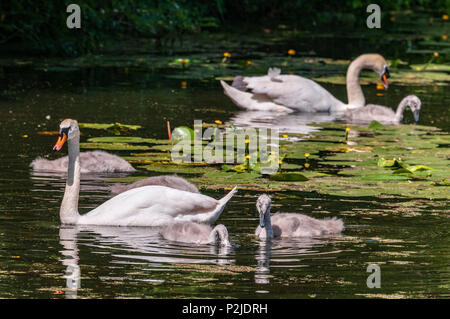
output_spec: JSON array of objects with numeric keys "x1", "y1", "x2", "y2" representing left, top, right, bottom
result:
[
  {"x1": 271, "y1": 213, "x2": 344, "y2": 237},
  {"x1": 243, "y1": 74, "x2": 345, "y2": 112},
  {"x1": 30, "y1": 150, "x2": 135, "y2": 173},
  {"x1": 160, "y1": 222, "x2": 212, "y2": 244},
  {"x1": 110, "y1": 175, "x2": 199, "y2": 195}
]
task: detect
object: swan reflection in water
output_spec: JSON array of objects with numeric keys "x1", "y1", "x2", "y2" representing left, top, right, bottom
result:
[
  {"x1": 254, "y1": 236, "x2": 343, "y2": 290},
  {"x1": 229, "y1": 110, "x2": 339, "y2": 135},
  {"x1": 58, "y1": 224, "x2": 235, "y2": 298}
]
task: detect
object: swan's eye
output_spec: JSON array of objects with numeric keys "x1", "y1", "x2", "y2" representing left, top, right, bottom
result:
[
  {"x1": 384, "y1": 67, "x2": 390, "y2": 78},
  {"x1": 59, "y1": 126, "x2": 70, "y2": 136}
]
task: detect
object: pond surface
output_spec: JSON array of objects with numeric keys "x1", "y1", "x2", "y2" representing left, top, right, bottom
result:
[{"x1": 0, "y1": 53, "x2": 449, "y2": 298}]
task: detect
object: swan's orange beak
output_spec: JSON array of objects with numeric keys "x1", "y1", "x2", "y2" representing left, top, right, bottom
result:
[
  {"x1": 382, "y1": 73, "x2": 389, "y2": 89},
  {"x1": 53, "y1": 133, "x2": 67, "y2": 151}
]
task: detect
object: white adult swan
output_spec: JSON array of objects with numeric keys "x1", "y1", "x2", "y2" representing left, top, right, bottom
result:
[
  {"x1": 31, "y1": 150, "x2": 136, "y2": 173},
  {"x1": 160, "y1": 222, "x2": 231, "y2": 246},
  {"x1": 53, "y1": 119, "x2": 237, "y2": 226},
  {"x1": 345, "y1": 95, "x2": 421, "y2": 125},
  {"x1": 110, "y1": 175, "x2": 199, "y2": 195},
  {"x1": 255, "y1": 194, "x2": 344, "y2": 239},
  {"x1": 221, "y1": 53, "x2": 390, "y2": 113}
]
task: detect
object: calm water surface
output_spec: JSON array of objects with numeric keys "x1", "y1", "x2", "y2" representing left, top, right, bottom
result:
[{"x1": 0, "y1": 65, "x2": 448, "y2": 298}]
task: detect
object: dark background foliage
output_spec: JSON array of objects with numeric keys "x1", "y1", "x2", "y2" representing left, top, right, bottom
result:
[{"x1": 0, "y1": 0, "x2": 449, "y2": 56}]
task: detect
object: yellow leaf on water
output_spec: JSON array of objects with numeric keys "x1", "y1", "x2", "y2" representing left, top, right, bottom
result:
[{"x1": 37, "y1": 131, "x2": 59, "y2": 135}]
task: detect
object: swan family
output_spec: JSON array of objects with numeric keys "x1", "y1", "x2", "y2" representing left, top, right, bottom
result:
[
  {"x1": 33, "y1": 51, "x2": 422, "y2": 247},
  {"x1": 221, "y1": 54, "x2": 391, "y2": 113},
  {"x1": 221, "y1": 53, "x2": 422, "y2": 124},
  {"x1": 42, "y1": 118, "x2": 344, "y2": 246}
]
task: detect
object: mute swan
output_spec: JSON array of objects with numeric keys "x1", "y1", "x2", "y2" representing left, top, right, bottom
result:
[
  {"x1": 110, "y1": 175, "x2": 199, "y2": 195},
  {"x1": 53, "y1": 119, "x2": 237, "y2": 226},
  {"x1": 345, "y1": 95, "x2": 421, "y2": 125},
  {"x1": 160, "y1": 222, "x2": 231, "y2": 246},
  {"x1": 31, "y1": 150, "x2": 136, "y2": 173},
  {"x1": 255, "y1": 194, "x2": 344, "y2": 239},
  {"x1": 221, "y1": 54, "x2": 390, "y2": 113}
]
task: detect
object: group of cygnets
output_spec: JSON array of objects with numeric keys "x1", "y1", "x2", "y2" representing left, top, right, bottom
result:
[{"x1": 31, "y1": 53, "x2": 422, "y2": 246}]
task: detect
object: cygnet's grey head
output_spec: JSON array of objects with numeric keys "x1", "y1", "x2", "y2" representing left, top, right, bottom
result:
[
  {"x1": 256, "y1": 194, "x2": 271, "y2": 228},
  {"x1": 405, "y1": 95, "x2": 421, "y2": 122}
]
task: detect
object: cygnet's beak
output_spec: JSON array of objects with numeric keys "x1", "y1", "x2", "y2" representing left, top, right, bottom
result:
[
  {"x1": 413, "y1": 110, "x2": 420, "y2": 123},
  {"x1": 259, "y1": 213, "x2": 265, "y2": 228}
]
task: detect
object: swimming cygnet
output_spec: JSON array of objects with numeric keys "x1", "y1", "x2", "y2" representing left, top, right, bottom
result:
[
  {"x1": 160, "y1": 222, "x2": 231, "y2": 246},
  {"x1": 31, "y1": 150, "x2": 135, "y2": 173},
  {"x1": 345, "y1": 95, "x2": 421, "y2": 125},
  {"x1": 255, "y1": 194, "x2": 344, "y2": 239}
]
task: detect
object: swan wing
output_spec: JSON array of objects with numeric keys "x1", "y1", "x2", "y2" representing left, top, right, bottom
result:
[
  {"x1": 220, "y1": 80, "x2": 293, "y2": 112},
  {"x1": 242, "y1": 74, "x2": 344, "y2": 112},
  {"x1": 78, "y1": 186, "x2": 222, "y2": 226}
]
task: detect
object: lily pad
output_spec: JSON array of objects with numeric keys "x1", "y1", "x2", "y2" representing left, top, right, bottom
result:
[
  {"x1": 80, "y1": 142, "x2": 150, "y2": 151},
  {"x1": 78, "y1": 122, "x2": 142, "y2": 135},
  {"x1": 270, "y1": 172, "x2": 308, "y2": 181},
  {"x1": 87, "y1": 136, "x2": 169, "y2": 144},
  {"x1": 368, "y1": 120, "x2": 386, "y2": 130}
]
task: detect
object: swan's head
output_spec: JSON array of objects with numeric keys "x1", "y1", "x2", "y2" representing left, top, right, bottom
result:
[
  {"x1": 53, "y1": 119, "x2": 79, "y2": 151},
  {"x1": 404, "y1": 95, "x2": 421, "y2": 122},
  {"x1": 357, "y1": 54, "x2": 390, "y2": 89},
  {"x1": 256, "y1": 194, "x2": 271, "y2": 228}
]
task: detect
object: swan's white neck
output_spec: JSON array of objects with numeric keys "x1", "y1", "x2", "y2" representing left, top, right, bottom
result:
[
  {"x1": 346, "y1": 56, "x2": 367, "y2": 108},
  {"x1": 60, "y1": 135, "x2": 81, "y2": 224},
  {"x1": 260, "y1": 210, "x2": 273, "y2": 240}
]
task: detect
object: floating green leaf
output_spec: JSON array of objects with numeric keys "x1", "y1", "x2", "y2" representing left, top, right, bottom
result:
[
  {"x1": 270, "y1": 172, "x2": 308, "y2": 181},
  {"x1": 368, "y1": 120, "x2": 386, "y2": 130},
  {"x1": 79, "y1": 122, "x2": 142, "y2": 135}
]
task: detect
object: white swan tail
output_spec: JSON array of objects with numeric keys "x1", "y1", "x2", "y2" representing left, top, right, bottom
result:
[
  {"x1": 219, "y1": 186, "x2": 238, "y2": 205},
  {"x1": 220, "y1": 80, "x2": 256, "y2": 110},
  {"x1": 220, "y1": 80, "x2": 294, "y2": 113}
]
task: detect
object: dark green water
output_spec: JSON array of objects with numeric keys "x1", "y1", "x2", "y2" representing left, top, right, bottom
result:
[{"x1": 0, "y1": 62, "x2": 449, "y2": 298}]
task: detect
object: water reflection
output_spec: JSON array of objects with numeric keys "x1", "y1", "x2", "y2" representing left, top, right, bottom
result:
[
  {"x1": 30, "y1": 170, "x2": 132, "y2": 194},
  {"x1": 254, "y1": 236, "x2": 343, "y2": 291},
  {"x1": 58, "y1": 224, "x2": 236, "y2": 298},
  {"x1": 255, "y1": 240, "x2": 272, "y2": 285},
  {"x1": 229, "y1": 110, "x2": 338, "y2": 134},
  {"x1": 59, "y1": 226, "x2": 81, "y2": 299}
]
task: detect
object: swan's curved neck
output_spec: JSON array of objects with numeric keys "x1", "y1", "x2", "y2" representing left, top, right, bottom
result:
[
  {"x1": 395, "y1": 98, "x2": 409, "y2": 122},
  {"x1": 346, "y1": 56, "x2": 368, "y2": 108},
  {"x1": 260, "y1": 210, "x2": 273, "y2": 239},
  {"x1": 210, "y1": 225, "x2": 230, "y2": 246},
  {"x1": 60, "y1": 134, "x2": 81, "y2": 224}
]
